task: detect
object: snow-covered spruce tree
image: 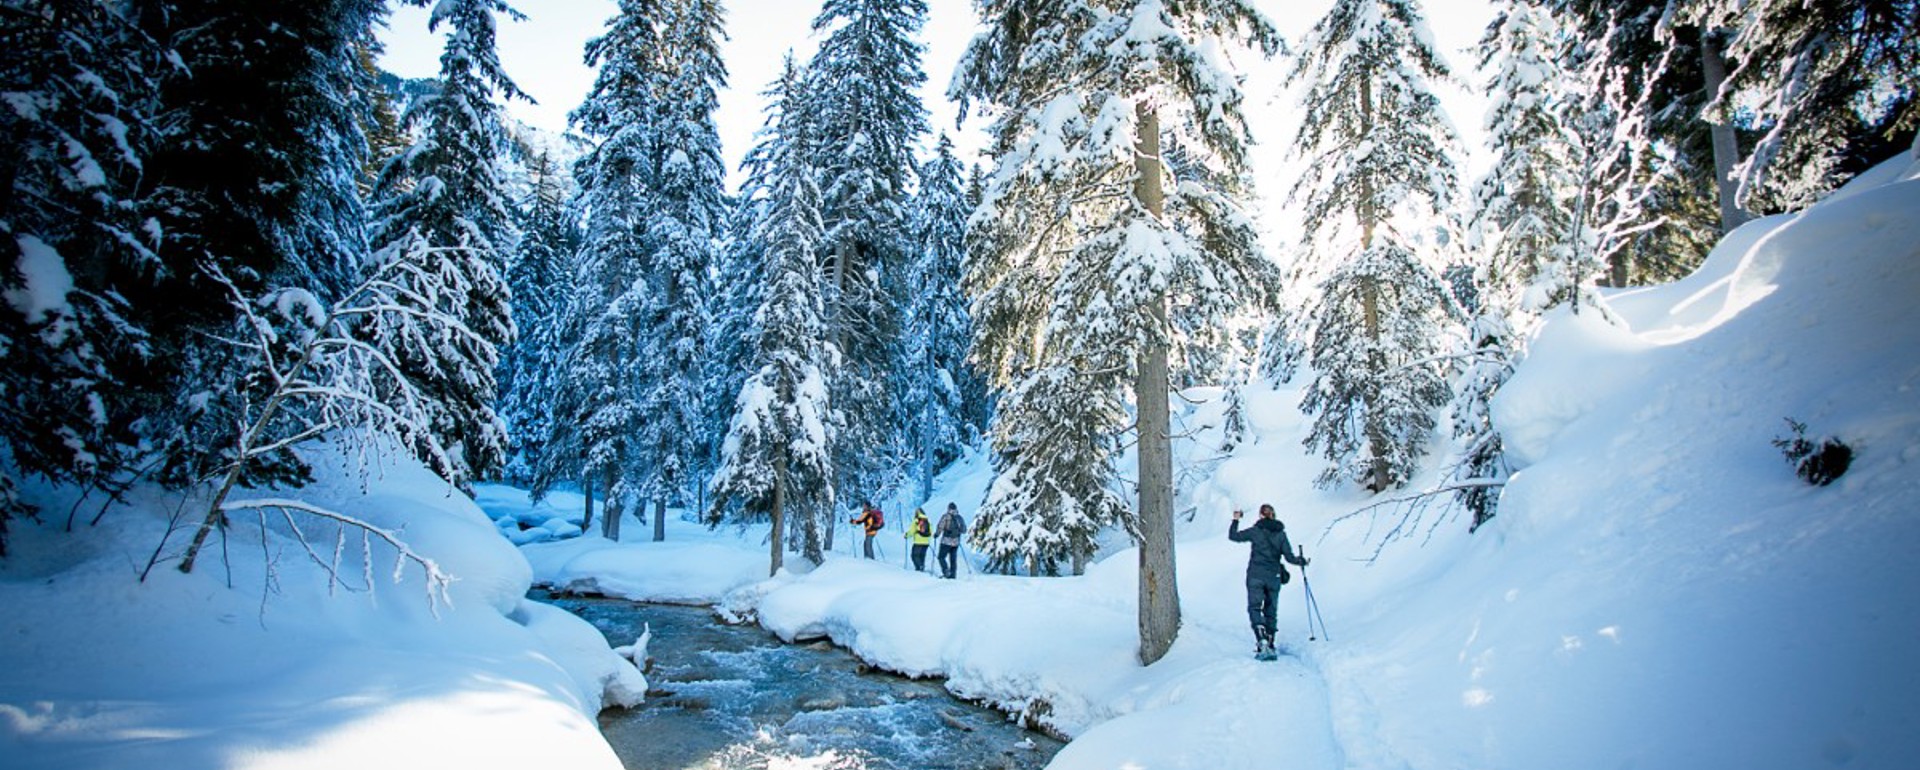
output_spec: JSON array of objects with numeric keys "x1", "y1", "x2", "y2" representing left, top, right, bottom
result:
[
  {"x1": 902, "y1": 135, "x2": 988, "y2": 503},
  {"x1": 1700, "y1": 0, "x2": 1919, "y2": 212},
  {"x1": 1549, "y1": 5, "x2": 1694, "y2": 290},
  {"x1": 140, "y1": 1, "x2": 393, "y2": 461},
  {"x1": 971, "y1": 367, "x2": 1131, "y2": 576},
  {"x1": 0, "y1": 0, "x2": 163, "y2": 551},
  {"x1": 955, "y1": 0, "x2": 1278, "y2": 664},
  {"x1": 632, "y1": 0, "x2": 729, "y2": 543},
  {"x1": 1289, "y1": 0, "x2": 1462, "y2": 493},
  {"x1": 1450, "y1": 0, "x2": 1592, "y2": 528},
  {"x1": 709, "y1": 60, "x2": 839, "y2": 575},
  {"x1": 367, "y1": 0, "x2": 524, "y2": 488},
  {"x1": 1544, "y1": 0, "x2": 1729, "y2": 281},
  {"x1": 701, "y1": 191, "x2": 768, "y2": 516},
  {"x1": 805, "y1": 0, "x2": 931, "y2": 507},
  {"x1": 537, "y1": 0, "x2": 660, "y2": 537},
  {"x1": 499, "y1": 149, "x2": 578, "y2": 486}
]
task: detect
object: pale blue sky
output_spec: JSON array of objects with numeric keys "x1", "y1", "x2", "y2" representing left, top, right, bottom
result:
[{"x1": 378, "y1": 0, "x2": 1497, "y2": 188}]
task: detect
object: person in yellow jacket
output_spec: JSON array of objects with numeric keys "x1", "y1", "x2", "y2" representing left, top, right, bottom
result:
[{"x1": 905, "y1": 508, "x2": 933, "y2": 571}]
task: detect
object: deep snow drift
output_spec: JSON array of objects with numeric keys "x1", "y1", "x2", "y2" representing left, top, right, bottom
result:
[
  {"x1": 0, "y1": 451, "x2": 645, "y2": 770},
  {"x1": 3, "y1": 152, "x2": 1915, "y2": 769}
]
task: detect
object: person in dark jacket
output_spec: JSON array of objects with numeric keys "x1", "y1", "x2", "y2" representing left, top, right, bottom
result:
[
  {"x1": 1229, "y1": 503, "x2": 1308, "y2": 659},
  {"x1": 935, "y1": 503, "x2": 965, "y2": 579}
]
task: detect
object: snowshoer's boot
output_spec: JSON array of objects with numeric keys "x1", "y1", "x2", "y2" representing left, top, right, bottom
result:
[{"x1": 1253, "y1": 627, "x2": 1277, "y2": 660}]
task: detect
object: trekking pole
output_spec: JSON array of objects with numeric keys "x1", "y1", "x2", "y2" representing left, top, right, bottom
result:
[{"x1": 1300, "y1": 547, "x2": 1329, "y2": 642}]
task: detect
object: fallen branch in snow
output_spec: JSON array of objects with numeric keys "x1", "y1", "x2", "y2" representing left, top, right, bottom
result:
[
  {"x1": 1323, "y1": 478, "x2": 1506, "y2": 563},
  {"x1": 226, "y1": 497, "x2": 453, "y2": 614}
]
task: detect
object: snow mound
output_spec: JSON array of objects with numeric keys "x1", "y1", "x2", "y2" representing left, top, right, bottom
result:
[{"x1": 0, "y1": 449, "x2": 639, "y2": 770}]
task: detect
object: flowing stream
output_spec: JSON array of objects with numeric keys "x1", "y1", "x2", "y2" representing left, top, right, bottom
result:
[{"x1": 533, "y1": 590, "x2": 1065, "y2": 770}]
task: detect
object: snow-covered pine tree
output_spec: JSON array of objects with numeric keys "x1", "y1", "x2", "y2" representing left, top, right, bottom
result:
[
  {"x1": 499, "y1": 149, "x2": 578, "y2": 486},
  {"x1": 805, "y1": 0, "x2": 931, "y2": 507},
  {"x1": 1289, "y1": 0, "x2": 1462, "y2": 493},
  {"x1": 710, "y1": 60, "x2": 840, "y2": 574},
  {"x1": 1471, "y1": 0, "x2": 1592, "y2": 319},
  {"x1": 367, "y1": 0, "x2": 524, "y2": 488},
  {"x1": 955, "y1": 0, "x2": 1279, "y2": 664},
  {"x1": 632, "y1": 0, "x2": 729, "y2": 543},
  {"x1": 702, "y1": 191, "x2": 769, "y2": 516},
  {"x1": 3, "y1": 1, "x2": 398, "y2": 552},
  {"x1": 1449, "y1": 0, "x2": 1596, "y2": 528},
  {"x1": 0, "y1": 0, "x2": 163, "y2": 550},
  {"x1": 1701, "y1": 0, "x2": 1919, "y2": 211},
  {"x1": 901, "y1": 135, "x2": 987, "y2": 503},
  {"x1": 971, "y1": 367, "x2": 1131, "y2": 577},
  {"x1": 539, "y1": 0, "x2": 661, "y2": 537},
  {"x1": 1545, "y1": 5, "x2": 1696, "y2": 290},
  {"x1": 1544, "y1": 0, "x2": 1727, "y2": 283}
]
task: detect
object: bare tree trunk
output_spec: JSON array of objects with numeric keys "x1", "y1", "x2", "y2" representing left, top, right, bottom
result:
[
  {"x1": 769, "y1": 454, "x2": 787, "y2": 577},
  {"x1": 653, "y1": 496, "x2": 666, "y2": 542},
  {"x1": 1700, "y1": 29, "x2": 1748, "y2": 234},
  {"x1": 1360, "y1": 279, "x2": 1392, "y2": 492},
  {"x1": 1133, "y1": 101, "x2": 1181, "y2": 667},
  {"x1": 602, "y1": 468, "x2": 621, "y2": 542},
  {"x1": 581, "y1": 474, "x2": 596, "y2": 535},
  {"x1": 1356, "y1": 76, "x2": 1392, "y2": 493}
]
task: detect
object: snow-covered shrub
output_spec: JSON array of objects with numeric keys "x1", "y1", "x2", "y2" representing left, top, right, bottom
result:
[{"x1": 1772, "y1": 418, "x2": 1853, "y2": 486}]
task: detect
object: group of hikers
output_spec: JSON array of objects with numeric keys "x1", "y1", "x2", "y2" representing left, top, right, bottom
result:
[
  {"x1": 848, "y1": 499, "x2": 1311, "y2": 659},
  {"x1": 849, "y1": 501, "x2": 966, "y2": 579}
]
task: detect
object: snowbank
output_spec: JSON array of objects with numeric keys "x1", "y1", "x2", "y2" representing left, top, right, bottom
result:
[{"x1": 0, "y1": 449, "x2": 643, "y2": 770}]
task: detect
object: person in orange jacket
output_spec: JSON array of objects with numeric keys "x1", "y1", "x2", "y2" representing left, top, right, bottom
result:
[{"x1": 851, "y1": 502, "x2": 884, "y2": 559}]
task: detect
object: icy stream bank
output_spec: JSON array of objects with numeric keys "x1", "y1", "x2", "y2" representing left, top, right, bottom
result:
[{"x1": 534, "y1": 591, "x2": 1065, "y2": 769}]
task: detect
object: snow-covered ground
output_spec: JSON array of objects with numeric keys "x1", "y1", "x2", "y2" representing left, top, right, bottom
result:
[
  {"x1": 4, "y1": 151, "x2": 1916, "y2": 769},
  {"x1": 0, "y1": 452, "x2": 644, "y2": 770}
]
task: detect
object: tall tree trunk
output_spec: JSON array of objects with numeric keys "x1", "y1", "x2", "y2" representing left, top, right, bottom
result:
[
  {"x1": 770, "y1": 454, "x2": 786, "y2": 577},
  {"x1": 1360, "y1": 278, "x2": 1391, "y2": 492},
  {"x1": 1700, "y1": 29, "x2": 1748, "y2": 234},
  {"x1": 653, "y1": 496, "x2": 666, "y2": 542},
  {"x1": 1132, "y1": 101, "x2": 1181, "y2": 667},
  {"x1": 602, "y1": 468, "x2": 621, "y2": 541},
  {"x1": 1356, "y1": 76, "x2": 1392, "y2": 493},
  {"x1": 581, "y1": 474, "x2": 596, "y2": 534}
]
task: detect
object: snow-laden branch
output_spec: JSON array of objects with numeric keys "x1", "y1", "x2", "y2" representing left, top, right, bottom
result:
[
  {"x1": 171, "y1": 240, "x2": 483, "y2": 608},
  {"x1": 1323, "y1": 478, "x2": 1507, "y2": 563},
  {"x1": 228, "y1": 497, "x2": 453, "y2": 614}
]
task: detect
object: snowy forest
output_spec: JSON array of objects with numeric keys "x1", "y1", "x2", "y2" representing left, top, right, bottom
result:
[{"x1": 3, "y1": 0, "x2": 1918, "y2": 767}]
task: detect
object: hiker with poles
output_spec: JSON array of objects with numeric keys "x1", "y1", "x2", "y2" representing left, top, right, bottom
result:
[
  {"x1": 906, "y1": 507, "x2": 932, "y2": 571},
  {"x1": 1229, "y1": 503, "x2": 1308, "y2": 660},
  {"x1": 935, "y1": 502, "x2": 965, "y2": 579},
  {"x1": 851, "y1": 502, "x2": 884, "y2": 559}
]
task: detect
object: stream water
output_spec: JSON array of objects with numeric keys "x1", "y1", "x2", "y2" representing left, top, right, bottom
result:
[{"x1": 533, "y1": 590, "x2": 1066, "y2": 770}]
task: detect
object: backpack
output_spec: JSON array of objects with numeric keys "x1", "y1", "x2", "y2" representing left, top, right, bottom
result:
[
  {"x1": 870, "y1": 508, "x2": 884, "y2": 529},
  {"x1": 916, "y1": 517, "x2": 930, "y2": 537}
]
